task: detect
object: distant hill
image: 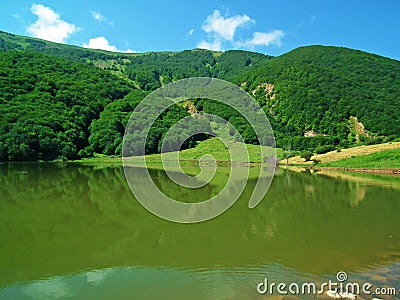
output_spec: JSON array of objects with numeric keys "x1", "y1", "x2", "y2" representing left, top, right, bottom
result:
[
  {"x1": 0, "y1": 31, "x2": 399, "y2": 161},
  {"x1": 238, "y1": 45, "x2": 400, "y2": 150},
  {"x1": 0, "y1": 31, "x2": 269, "y2": 88},
  {"x1": 0, "y1": 30, "x2": 127, "y2": 60}
]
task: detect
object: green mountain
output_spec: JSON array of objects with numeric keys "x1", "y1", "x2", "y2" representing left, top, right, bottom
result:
[
  {"x1": 240, "y1": 46, "x2": 400, "y2": 150},
  {"x1": 0, "y1": 31, "x2": 399, "y2": 161}
]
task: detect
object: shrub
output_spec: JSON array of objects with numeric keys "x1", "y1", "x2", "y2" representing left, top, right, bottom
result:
[
  {"x1": 300, "y1": 150, "x2": 314, "y2": 161},
  {"x1": 312, "y1": 159, "x2": 320, "y2": 165},
  {"x1": 314, "y1": 145, "x2": 335, "y2": 154}
]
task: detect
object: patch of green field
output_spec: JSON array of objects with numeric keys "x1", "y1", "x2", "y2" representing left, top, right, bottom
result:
[
  {"x1": 76, "y1": 138, "x2": 283, "y2": 166},
  {"x1": 144, "y1": 138, "x2": 283, "y2": 163},
  {"x1": 75, "y1": 138, "x2": 281, "y2": 180},
  {"x1": 321, "y1": 148, "x2": 400, "y2": 168}
]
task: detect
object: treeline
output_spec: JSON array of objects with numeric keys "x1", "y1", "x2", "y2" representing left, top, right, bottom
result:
[
  {"x1": 1, "y1": 30, "x2": 400, "y2": 160},
  {"x1": 88, "y1": 90, "x2": 210, "y2": 156},
  {"x1": 0, "y1": 31, "x2": 268, "y2": 88},
  {"x1": 237, "y1": 46, "x2": 400, "y2": 151},
  {"x1": 0, "y1": 51, "x2": 134, "y2": 160},
  {"x1": 0, "y1": 51, "x2": 211, "y2": 161},
  {"x1": 0, "y1": 31, "x2": 124, "y2": 61},
  {"x1": 125, "y1": 49, "x2": 268, "y2": 90}
]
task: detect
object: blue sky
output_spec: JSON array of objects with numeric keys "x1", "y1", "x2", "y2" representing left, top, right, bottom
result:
[{"x1": 1, "y1": 0, "x2": 399, "y2": 60}]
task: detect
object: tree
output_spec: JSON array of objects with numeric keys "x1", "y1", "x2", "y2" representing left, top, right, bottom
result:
[{"x1": 300, "y1": 150, "x2": 314, "y2": 162}]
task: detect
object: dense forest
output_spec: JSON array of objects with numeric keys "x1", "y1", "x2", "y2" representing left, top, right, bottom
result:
[
  {"x1": 1, "y1": 31, "x2": 399, "y2": 161},
  {"x1": 239, "y1": 46, "x2": 400, "y2": 150},
  {"x1": 0, "y1": 51, "x2": 134, "y2": 160}
]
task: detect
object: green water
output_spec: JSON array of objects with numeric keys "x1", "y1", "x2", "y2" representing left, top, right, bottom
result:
[{"x1": 0, "y1": 163, "x2": 399, "y2": 299}]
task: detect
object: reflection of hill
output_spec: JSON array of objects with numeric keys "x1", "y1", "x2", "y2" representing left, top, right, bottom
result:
[
  {"x1": 0, "y1": 164, "x2": 399, "y2": 287},
  {"x1": 314, "y1": 169, "x2": 400, "y2": 190}
]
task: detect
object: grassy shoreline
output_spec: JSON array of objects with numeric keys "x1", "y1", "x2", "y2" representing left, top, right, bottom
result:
[
  {"x1": 74, "y1": 138, "x2": 283, "y2": 165},
  {"x1": 282, "y1": 141, "x2": 400, "y2": 165},
  {"x1": 72, "y1": 139, "x2": 400, "y2": 175}
]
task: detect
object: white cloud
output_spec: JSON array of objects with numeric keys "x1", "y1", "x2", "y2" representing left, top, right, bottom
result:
[
  {"x1": 310, "y1": 15, "x2": 317, "y2": 24},
  {"x1": 185, "y1": 29, "x2": 194, "y2": 40},
  {"x1": 83, "y1": 36, "x2": 117, "y2": 51},
  {"x1": 90, "y1": 10, "x2": 113, "y2": 26},
  {"x1": 26, "y1": 4, "x2": 78, "y2": 43},
  {"x1": 202, "y1": 10, "x2": 254, "y2": 41},
  {"x1": 91, "y1": 11, "x2": 105, "y2": 22},
  {"x1": 83, "y1": 36, "x2": 136, "y2": 53},
  {"x1": 198, "y1": 10, "x2": 284, "y2": 51},
  {"x1": 239, "y1": 30, "x2": 285, "y2": 48},
  {"x1": 197, "y1": 39, "x2": 222, "y2": 51}
]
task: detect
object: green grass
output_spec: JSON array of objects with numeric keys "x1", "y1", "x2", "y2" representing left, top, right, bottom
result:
[
  {"x1": 76, "y1": 138, "x2": 283, "y2": 165},
  {"x1": 74, "y1": 138, "x2": 282, "y2": 178},
  {"x1": 142, "y1": 138, "x2": 283, "y2": 163},
  {"x1": 320, "y1": 148, "x2": 400, "y2": 168}
]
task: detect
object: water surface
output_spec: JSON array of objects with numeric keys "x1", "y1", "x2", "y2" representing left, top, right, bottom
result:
[{"x1": 0, "y1": 163, "x2": 399, "y2": 299}]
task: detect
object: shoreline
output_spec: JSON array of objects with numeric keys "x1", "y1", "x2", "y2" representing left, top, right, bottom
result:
[
  {"x1": 72, "y1": 159, "x2": 400, "y2": 176},
  {"x1": 312, "y1": 166, "x2": 400, "y2": 175},
  {"x1": 281, "y1": 165, "x2": 400, "y2": 176},
  {"x1": 4, "y1": 158, "x2": 400, "y2": 177}
]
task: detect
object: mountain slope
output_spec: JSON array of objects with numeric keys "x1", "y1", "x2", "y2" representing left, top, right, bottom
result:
[
  {"x1": 238, "y1": 45, "x2": 400, "y2": 150},
  {"x1": 0, "y1": 31, "x2": 269, "y2": 89},
  {"x1": 0, "y1": 50, "x2": 135, "y2": 160},
  {"x1": 1, "y1": 31, "x2": 400, "y2": 161},
  {"x1": 0, "y1": 30, "x2": 125, "y2": 60}
]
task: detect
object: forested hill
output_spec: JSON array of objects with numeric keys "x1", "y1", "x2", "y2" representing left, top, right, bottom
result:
[
  {"x1": 239, "y1": 45, "x2": 400, "y2": 151},
  {"x1": 0, "y1": 31, "x2": 269, "y2": 88},
  {"x1": 1, "y1": 30, "x2": 400, "y2": 161},
  {"x1": 0, "y1": 51, "x2": 136, "y2": 160}
]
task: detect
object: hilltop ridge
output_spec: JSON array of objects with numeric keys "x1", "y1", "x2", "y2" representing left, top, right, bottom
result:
[{"x1": 0, "y1": 31, "x2": 399, "y2": 161}]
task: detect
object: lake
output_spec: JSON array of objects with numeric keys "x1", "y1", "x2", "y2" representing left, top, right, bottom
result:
[{"x1": 0, "y1": 163, "x2": 399, "y2": 299}]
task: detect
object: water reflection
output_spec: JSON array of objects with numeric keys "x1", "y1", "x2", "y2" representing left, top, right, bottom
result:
[{"x1": 0, "y1": 163, "x2": 399, "y2": 299}]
